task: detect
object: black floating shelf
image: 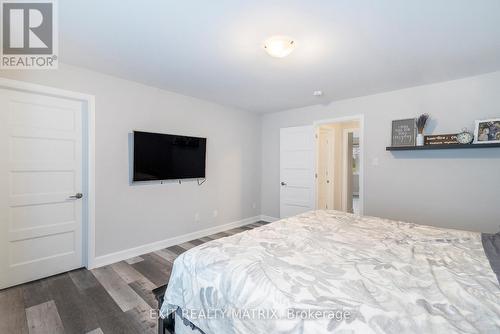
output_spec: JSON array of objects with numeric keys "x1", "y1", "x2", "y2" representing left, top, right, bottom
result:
[{"x1": 386, "y1": 143, "x2": 500, "y2": 151}]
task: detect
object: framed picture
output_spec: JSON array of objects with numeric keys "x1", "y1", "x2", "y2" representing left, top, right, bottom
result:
[
  {"x1": 391, "y1": 118, "x2": 416, "y2": 147},
  {"x1": 474, "y1": 118, "x2": 500, "y2": 144}
]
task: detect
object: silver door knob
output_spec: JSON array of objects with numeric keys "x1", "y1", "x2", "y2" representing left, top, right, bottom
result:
[
  {"x1": 281, "y1": 182, "x2": 287, "y2": 186},
  {"x1": 69, "y1": 193, "x2": 83, "y2": 199}
]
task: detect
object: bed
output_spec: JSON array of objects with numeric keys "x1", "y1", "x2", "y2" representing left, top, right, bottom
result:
[{"x1": 158, "y1": 210, "x2": 500, "y2": 333}]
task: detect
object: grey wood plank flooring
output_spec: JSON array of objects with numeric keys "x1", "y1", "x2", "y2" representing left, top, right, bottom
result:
[
  {"x1": 128, "y1": 281, "x2": 157, "y2": 309},
  {"x1": 0, "y1": 286, "x2": 29, "y2": 334},
  {"x1": 188, "y1": 239, "x2": 204, "y2": 246},
  {"x1": 246, "y1": 223, "x2": 263, "y2": 228},
  {"x1": 0, "y1": 220, "x2": 266, "y2": 334},
  {"x1": 69, "y1": 269, "x2": 100, "y2": 292},
  {"x1": 166, "y1": 245, "x2": 186, "y2": 256},
  {"x1": 22, "y1": 279, "x2": 51, "y2": 309},
  {"x1": 206, "y1": 232, "x2": 229, "y2": 240},
  {"x1": 154, "y1": 248, "x2": 178, "y2": 263},
  {"x1": 239, "y1": 225, "x2": 253, "y2": 230},
  {"x1": 92, "y1": 266, "x2": 149, "y2": 313},
  {"x1": 45, "y1": 273, "x2": 100, "y2": 334},
  {"x1": 26, "y1": 300, "x2": 65, "y2": 334},
  {"x1": 226, "y1": 227, "x2": 247, "y2": 234},
  {"x1": 198, "y1": 237, "x2": 213, "y2": 243},
  {"x1": 130, "y1": 253, "x2": 171, "y2": 287},
  {"x1": 177, "y1": 242, "x2": 197, "y2": 250},
  {"x1": 125, "y1": 257, "x2": 144, "y2": 265},
  {"x1": 124, "y1": 302, "x2": 156, "y2": 334},
  {"x1": 83, "y1": 284, "x2": 139, "y2": 334}
]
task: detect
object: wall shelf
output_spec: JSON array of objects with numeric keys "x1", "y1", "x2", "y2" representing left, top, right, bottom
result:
[{"x1": 386, "y1": 143, "x2": 500, "y2": 151}]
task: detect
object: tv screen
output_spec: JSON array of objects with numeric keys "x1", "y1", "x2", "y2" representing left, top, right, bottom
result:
[{"x1": 133, "y1": 131, "x2": 206, "y2": 181}]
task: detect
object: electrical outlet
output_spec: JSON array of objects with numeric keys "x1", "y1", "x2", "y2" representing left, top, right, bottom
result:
[
  {"x1": 195, "y1": 213, "x2": 200, "y2": 222},
  {"x1": 252, "y1": 203, "x2": 256, "y2": 209},
  {"x1": 213, "y1": 210, "x2": 218, "y2": 218}
]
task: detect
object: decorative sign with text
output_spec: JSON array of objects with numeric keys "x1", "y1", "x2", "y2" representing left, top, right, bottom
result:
[
  {"x1": 424, "y1": 134, "x2": 459, "y2": 145},
  {"x1": 391, "y1": 118, "x2": 416, "y2": 147}
]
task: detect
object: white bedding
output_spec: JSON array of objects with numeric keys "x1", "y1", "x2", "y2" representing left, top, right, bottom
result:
[{"x1": 161, "y1": 210, "x2": 500, "y2": 333}]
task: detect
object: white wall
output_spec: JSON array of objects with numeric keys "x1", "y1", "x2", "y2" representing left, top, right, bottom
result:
[
  {"x1": 0, "y1": 64, "x2": 261, "y2": 257},
  {"x1": 262, "y1": 71, "x2": 500, "y2": 233}
]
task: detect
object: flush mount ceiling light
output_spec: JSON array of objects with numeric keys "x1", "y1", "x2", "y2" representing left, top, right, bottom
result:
[{"x1": 263, "y1": 36, "x2": 295, "y2": 58}]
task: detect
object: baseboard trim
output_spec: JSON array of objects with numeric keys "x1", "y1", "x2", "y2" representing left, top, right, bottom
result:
[
  {"x1": 259, "y1": 215, "x2": 280, "y2": 223},
  {"x1": 91, "y1": 215, "x2": 261, "y2": 269}
]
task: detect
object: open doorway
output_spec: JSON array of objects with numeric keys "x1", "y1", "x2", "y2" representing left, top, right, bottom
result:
[{"x1": 315, "y1": 117, "x2": 363, "y2": 214}]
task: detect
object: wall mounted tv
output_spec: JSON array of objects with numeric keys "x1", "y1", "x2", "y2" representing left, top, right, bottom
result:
[{"x1": 133, "y1": 131, "x2": 206, "y2": 182}]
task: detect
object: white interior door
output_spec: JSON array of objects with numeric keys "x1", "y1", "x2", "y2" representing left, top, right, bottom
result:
[
  {"x1": 316, "y1": 128, "x2": 335, "y2": 210},
  {"x1": 0, "y1": 88, "x2": 84, "y2": 289},
  {"x1": 280, "y1": 126, "x2": 315, "y2": 218}
]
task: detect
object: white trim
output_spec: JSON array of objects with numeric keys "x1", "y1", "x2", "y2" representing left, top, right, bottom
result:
[
  {"x1": 86, "y1": 98, "x2": 96, "y2": 269},
  {"x1": 0, "y1": 78, "x2": 97, "y2": 269},
  {"x1": 0, "y1": 78, "x2": 94, "y2": 101},
  {"x1": 260, "y1": 215, "x2": 280, "y2": 223},
  {"x1": 313, "y1": 114, "x2": 365, "y2": 215},
  {"x1": 92, "y1": 216, "x2": 263, "y2": 268}
]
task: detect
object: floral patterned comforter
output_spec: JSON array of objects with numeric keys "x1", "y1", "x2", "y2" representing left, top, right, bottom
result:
[{"x1": 160, "y1": 210, "x2": 500, "y2": 333}]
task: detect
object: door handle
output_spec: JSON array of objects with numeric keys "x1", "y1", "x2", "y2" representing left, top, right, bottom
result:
[
  {"x1": 281, "y1": 181, "x2": 287, "y2": 186},
  {"x1": 69, "y1": 193, "x2": 83, "y2": 199}
]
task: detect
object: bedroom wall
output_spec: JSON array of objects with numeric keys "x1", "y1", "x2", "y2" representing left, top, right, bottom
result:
[
  {"x1": 0, "y1": 64, "x2": 261, "y2": 258},
  {"x1": 261, "y1": 71, "x2": 500, "y2": 233}
]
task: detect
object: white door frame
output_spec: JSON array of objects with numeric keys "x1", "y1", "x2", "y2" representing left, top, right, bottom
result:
[
  {"x1": 313, "y1": 115, "x2": 365, "y2": 215},
  {"x1": 0, "y1": 78, "x2": 96, "y2": 269}
]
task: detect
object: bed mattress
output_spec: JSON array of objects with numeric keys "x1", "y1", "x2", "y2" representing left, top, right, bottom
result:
[{"x1": 161, "y1": 210, "x2": 500, "y2": 333}]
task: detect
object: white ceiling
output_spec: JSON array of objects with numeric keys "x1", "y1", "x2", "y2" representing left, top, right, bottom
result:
[{"x1": 60, "y1": 0, "x2": 500, "y2": 113}]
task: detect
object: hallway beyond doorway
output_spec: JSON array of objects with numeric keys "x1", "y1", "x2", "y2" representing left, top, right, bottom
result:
[{"x1": 315, "y1": 118, "x2": 362, "y2": 215}]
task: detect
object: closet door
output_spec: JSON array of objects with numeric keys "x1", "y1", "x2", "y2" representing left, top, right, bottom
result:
[
  {"x1": 280, "y1": 126, "x2": 315, "y2": 218},
  {"x1": 0, "y1": 89, "x2": 84, "y2": 289}
]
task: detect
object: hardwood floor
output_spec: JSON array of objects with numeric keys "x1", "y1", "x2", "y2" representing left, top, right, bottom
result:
[{"x1": 0, "y1": 221, "x2": 269, "y2": 334}]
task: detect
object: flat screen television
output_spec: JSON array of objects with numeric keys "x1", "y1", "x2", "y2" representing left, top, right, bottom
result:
[{"x1": 133, "y1": 131, "x2": 206, "y2": 182}]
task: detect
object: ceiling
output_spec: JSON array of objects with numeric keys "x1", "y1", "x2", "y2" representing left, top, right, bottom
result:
[{"x1": 60, "y1": 0, "x2": 500, "y2": 113}]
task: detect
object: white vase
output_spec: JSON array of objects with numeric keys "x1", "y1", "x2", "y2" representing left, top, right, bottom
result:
[{"x1": 416, "y1": 133, "x2": 424, "y2": 146}]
